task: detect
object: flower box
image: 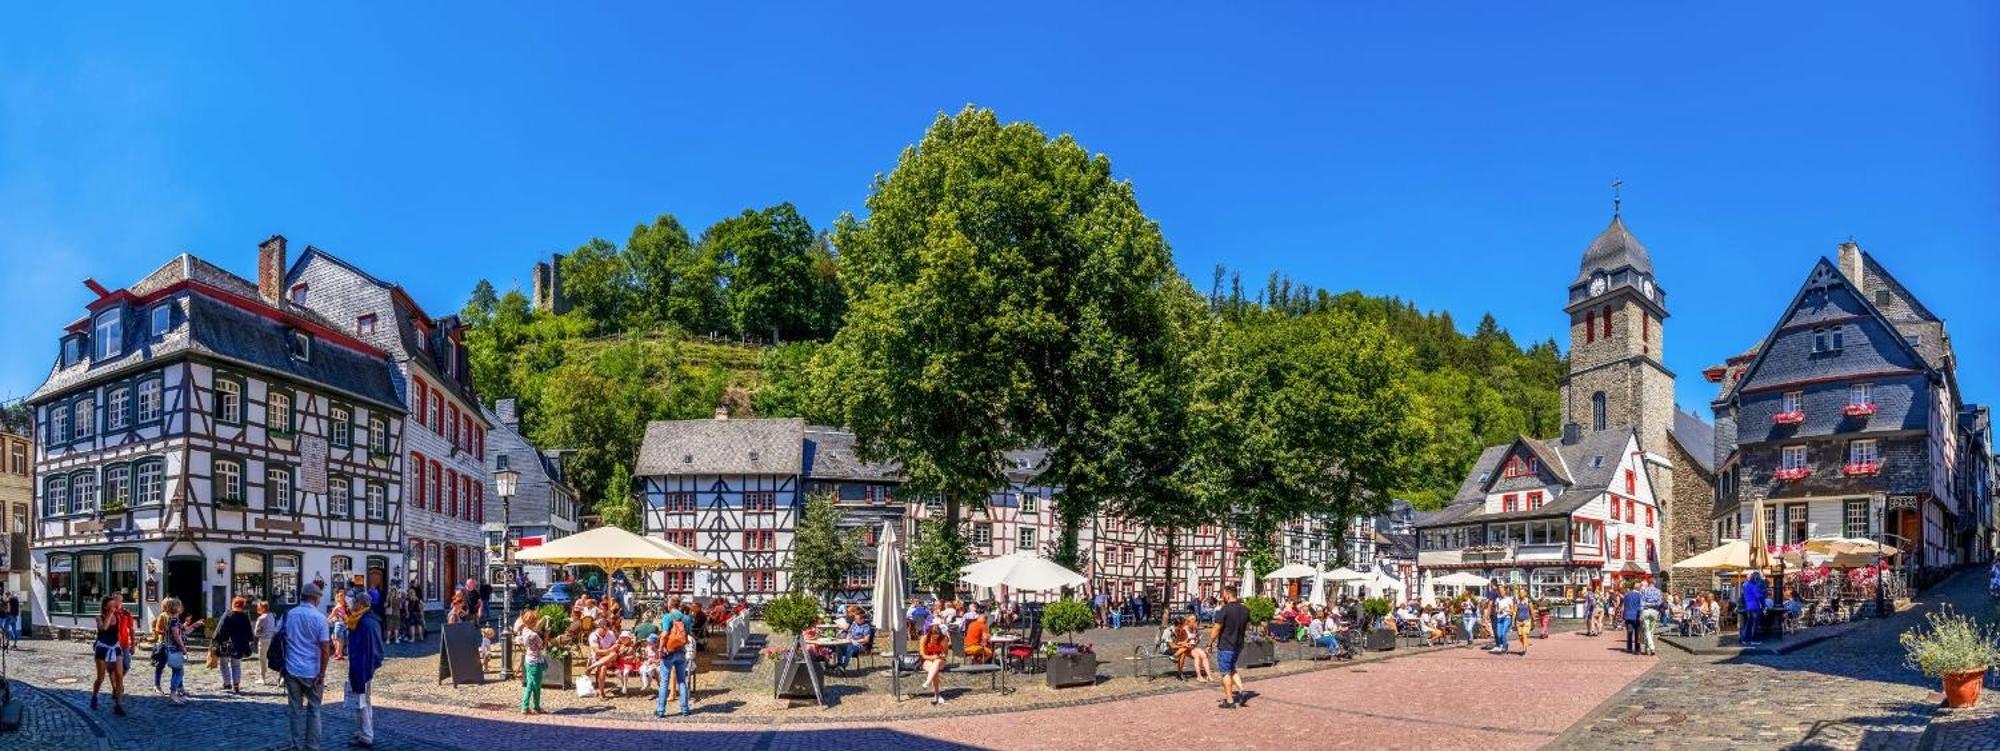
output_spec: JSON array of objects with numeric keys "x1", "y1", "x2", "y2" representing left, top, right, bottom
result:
[
  {"x1": 1843, "y1": 462, "x2": 1882, "y2": 477},
  {"x1": 1774, "y1": 467, "x2": 1812, "y2": 481},
  {"x1": 1843, "y1": 403, "x2": 1878, "y2": 417},
  {"x1": 1773, "y1": 411, "x2": 1806, "y2": 425},
  {"x1": 1045, "y1": 651, "x2": 1099, "y2": 688}
]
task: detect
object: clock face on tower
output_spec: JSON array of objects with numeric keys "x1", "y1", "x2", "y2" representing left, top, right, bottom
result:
[
  {"x1": 1589, "y1": 276, "x2": 1607, "y2": 296},
  {"x1": 1643, "y1": 279, "x2": 1654, "y2": 297}
]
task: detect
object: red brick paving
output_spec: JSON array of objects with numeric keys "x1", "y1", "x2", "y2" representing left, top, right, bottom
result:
[{"x1": 373, "y1": 632, "x2": 1658, "y2": 750}]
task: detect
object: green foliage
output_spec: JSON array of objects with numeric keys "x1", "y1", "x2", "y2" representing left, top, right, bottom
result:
[
  {"x1": 701, "y1": 203, "x2": 839, "y2": 343},
  {"x1": 1245, "y1": 547, "x2": 1280, "y2": 580},
  {"x1": 761, "y1": 592, "x2": 821, "y2": 636},
  {"x1": 593, "y1": 461, "x2": 641, "y2": 533},
  {"x1": 1041, "y1": 598, "x2": 1097, "y2": 639},
  {"x1": 1243, "y1": 596, "x2": 1278, "y2": 625},
  {"x1": 559, "y1": 238, "x2": 638, "y2": 334},
  {"x1": 791, "y1": 493, "x2": 861, "y2": 603},
  {"x1": 751, "y1": 342, "x2": 826, "y2": 420},
  {"x1": 906, "y1": 519, "x2": 970, "y2": 597},
  {"x1": 1900, "y1": 606, "x2": 2000, "y2": 678},
  {"x1": 1361, "y1": 597, "x2": 1394, "y2": 621},
  {"x1": 626, "y1": 213, "x2": 728, "y2": 334},
  {"x1": 534, "y1": 603, "x2": 570, "y2": 637}
]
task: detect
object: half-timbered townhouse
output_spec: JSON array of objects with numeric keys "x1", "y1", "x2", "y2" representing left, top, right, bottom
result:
[
  {"x1": 1707, "y1": 242, "x2": 1987, "y2": 575},
  {"x1": 1, "y1": 420, "x2": 33, "y2": 599},
  {"x1": 636, "y1": 416, "x2": 804, "y2": 603},
  {"x1": 801, "y1": 426, "x2": 904, "y2": 602},
  {"x1": 285, "y1": 247, "x2": 490, "y2": 613},
  {"x1": 481, "y1": 399, "x2": 578, "y2": 588},
  {"x1": 1416, "y1": 428, "x2": 1663, "y2": 598},
  {"x1": 1093, "y1": 515, "x2": 1242, "y2": 605},
  {"x1": 28, "y1": 238, "x2": 406, "y2": 632}
]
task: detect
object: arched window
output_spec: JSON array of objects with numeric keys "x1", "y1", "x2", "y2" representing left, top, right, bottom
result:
[{"x1": 1591, "y1": 392, "x2": 1608, "y2": 431}]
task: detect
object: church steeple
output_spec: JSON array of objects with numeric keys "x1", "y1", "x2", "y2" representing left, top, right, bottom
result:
[{"x1": 1566, "y1": 214, "x2": 1667, "y2": 316}]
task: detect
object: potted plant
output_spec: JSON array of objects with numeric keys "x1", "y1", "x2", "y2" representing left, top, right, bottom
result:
[
  {"x1": 762, "y1": 592, "x2": 822, "y2": 699},
  {"x1": 1237, "y1": 596, "x2": 1279, "y2": 667},
  {"x1": 531, "y1": 604, "x2": 574, "y2": 689},
  {"x1": 1362, "y1": 597, "x2": 1397, "y2": 651},
  {"x1": 1899, "y1": 606, "x2": 1999, "y2": 709},
  {"x1": 1041, "y1": 598, "x2": 1099, "y2": 688}
]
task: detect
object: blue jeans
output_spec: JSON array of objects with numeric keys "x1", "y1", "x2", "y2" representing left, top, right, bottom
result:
[
  {"x1": 654, "y1": 652, "x2": 689, "y2": 716},
  {"x1": 1494, "y1": 615, "x2": 1513, "y2": 652},
  {"x1": 1109, "y1": 611, "x2": 1122, "y2": 629},
  {"x1": 836, "y1": 642, "x2": 864, "y2": 669},
  {"x1": 1314, "y1": 634, "x2": 1339, "y2": 657},
  {"x1": 1461, "y1": 616, "x2": 1477, "y2": 644},
  {"x1": 1740, "y1": 609, "x2": 1760, "y2": 644}
]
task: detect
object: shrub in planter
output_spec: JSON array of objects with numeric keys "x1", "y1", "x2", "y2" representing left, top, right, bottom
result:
[
  {"x1": 1899, "y1": 606, "x2": 2000, "y2": 708},
  {"x1": 762, "y1": 592, "x2": 826, "y2": 699},
  {"x1": 1243, "y1": 596, "x2": 1278, "y2": 626},
  {"x1": 1042, "y1": 599, "x2": 1099, "y2": 688},
  {"x1": 1360, "y1": 597, "x2": 1393, "y2": 628}
]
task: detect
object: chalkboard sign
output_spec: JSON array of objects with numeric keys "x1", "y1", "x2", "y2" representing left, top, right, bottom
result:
[
  {"x1": 436, "y1": 622, "x2": 486, "y2": 686},
  {"x1": 772, "y1": 640, "x2": 826, "y2": 706}
]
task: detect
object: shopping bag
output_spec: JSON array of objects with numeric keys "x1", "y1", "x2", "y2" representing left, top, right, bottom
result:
[
  {"x1": 574, "y1": 674, "x2": 594, "y2": 698},
  {"x1": 205, "y1": 647, "x2": 221, "y2": 670}
]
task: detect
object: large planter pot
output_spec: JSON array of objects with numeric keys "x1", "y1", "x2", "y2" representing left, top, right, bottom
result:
[
  {"x1": 1239, "y1": 639, "x2": 1276, "y2": 668},
  {"x1": 1045, "y1": 651, "x2": 1099, "y2": 688},
  {"x1": 1942, "y1": 669, "x2": 1986, "y2": 709},
  {"x1": 1366, "y1": 628, "x2": 1398, "y2": 652},
  {"x1": 539, "y1": 655, "x2": 572, "y2": 690}
]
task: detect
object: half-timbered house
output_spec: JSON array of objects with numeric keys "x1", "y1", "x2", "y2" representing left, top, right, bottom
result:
[
  {"x1": 286, "y1": 247, "x2": 490, "y2": 613},
  {"x1": 801, "y1": 426, "x2": 903, "y2": 602},
  {"x1": 636, "y1": 416, "x2": 804, "y2": 602},
  {"x1": 28, "y1": 238, "x2": 406, "y2": 632}
]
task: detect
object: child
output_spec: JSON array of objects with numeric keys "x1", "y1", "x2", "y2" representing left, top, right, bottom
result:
[{"x1": 639, "y1": 633, "x2": 664, "y2": 692}]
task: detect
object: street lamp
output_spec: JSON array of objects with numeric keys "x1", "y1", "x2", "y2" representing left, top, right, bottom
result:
[{"x1": 495, "y1": 467, "x2": 520, "y2": 680}]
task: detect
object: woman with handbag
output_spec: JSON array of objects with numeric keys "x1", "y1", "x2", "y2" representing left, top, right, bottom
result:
[
  {"x1": 214, "y1": 596, "x2": 256, "y2": 694},
  {"x1": 159, "y1": 598, "x2": 192, "y2": 705}
]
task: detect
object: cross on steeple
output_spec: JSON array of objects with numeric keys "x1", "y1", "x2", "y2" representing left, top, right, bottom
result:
[{"x1": 1612, "y1": 178, "x2": 1623, "y2": 217}]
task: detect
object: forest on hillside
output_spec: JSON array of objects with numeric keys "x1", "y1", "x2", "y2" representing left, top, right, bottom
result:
[{"x1": 458, "y1": 108, "x2": 1565, "y2": 566}]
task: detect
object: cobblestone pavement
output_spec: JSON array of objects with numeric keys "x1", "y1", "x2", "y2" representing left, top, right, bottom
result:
[
  {"x1": 0, "y1": 622, "x2": 1654, "y2": 750},
  {"x1": 1929, "y1": 699, "x2": 2000, "y2": 751},
  {"x1": 1553, "y1": 568, "x2": 2000, "y2": 751}
]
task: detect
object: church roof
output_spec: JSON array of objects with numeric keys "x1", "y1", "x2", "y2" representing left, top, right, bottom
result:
[{"x1": 1572, "y1": 214, "x2": 1654, "y2": 286}]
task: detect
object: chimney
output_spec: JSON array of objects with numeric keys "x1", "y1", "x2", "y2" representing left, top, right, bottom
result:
[
  {"x1": 1838, "y1": 240, "x2": 1864, "y2": 295},
  {"x1": 258, "y1": 235, "x2": 288, "y2": 309},
  {"x1": 494, "y1": 398, "x2": 520, "y2": 432},
  {"x1": 1561, "y1": 422, "x2": 1582, "y2": 445}
]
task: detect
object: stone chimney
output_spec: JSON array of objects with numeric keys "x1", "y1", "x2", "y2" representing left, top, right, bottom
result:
[
  {"x1": 258, "y1": 235, "x2": 288, "y2": 309},
  {"x1": 1561, "y1": 422, "x2": 1582, "y2": 445},
  {"x1": 494, "y1": 398, "x2": 520, "y2": 432},
  {"x1": 1838, "y1": 240, "x2": 1864, "y2": 295}
]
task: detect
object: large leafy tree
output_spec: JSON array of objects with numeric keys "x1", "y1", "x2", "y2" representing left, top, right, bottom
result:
[
  {"x1": 701, "y1": 203, "x2": 833, "y2": 343},
  {"x1": 819, "y1": 106, "x2": 1184, "y2": 575},
  {"x1": 558, "y1": 238, "x2": 638, "y2": 333},
  {"x1": 791, "y1": 493, "x2": 861, "y2": 605},
  {"x1": 627, "y1": 214, "x2": 729, "y2": 335}
]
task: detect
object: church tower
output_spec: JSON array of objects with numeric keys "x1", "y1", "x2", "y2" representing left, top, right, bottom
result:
[{"x1": 1560, "y1": 213, "x2": 1677, "y2": 493}]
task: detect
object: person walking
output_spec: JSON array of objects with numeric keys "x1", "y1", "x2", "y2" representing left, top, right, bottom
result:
[
  {"x1": 345, "y1": 589, "x2": 385, "y2": 748},
  {"x1": 654, "y1": 606, "x2": 692, "y2": 717},
  {"x1": 156, "y1": 598, "x2": 193, "y2": 704},
  {"x1": 90, "y1": 594, "x2": 130, "y2": 715},
  {"x1": 1639, "y1": 577, "x2": 1664, "y2": 655},
  {"x1": 1489, "y1": 588, "x2": 1515, "y2": 655},
  {"x1": 516, "y1": 610, "x2": 547, "y2": 715},
  {"x1": 1621, "y1": 583, "x2": 1645, "y2": 654},
  {"x1": 384, "y1": 585, "x2": 404, "y2": 645},
  {"x1": 1459, "y1": 597, "x2": 1479, "y2": 647},
  {"x1": 281, "y1": 583, "x2": 334, "y2": 751},
  {"x1": 0, "y1": 589, "x2": 18, "y2": 648},
  {"x1": 1512, "y1": 587, "x2": 1532, "y2": 656},
  {"x1": 1740, "y1": 571, "x2": 1767, "y2": 647},
  {"x1": 215, "y1": 596, "x2": 256, "y2": 694},
  {"x1": 1581, "y1": 583, "x2": 1598, "y2": 636},
  {"x1": 1210, "y1": 585, "x2": 1251, "y2": 709},
  {"x1": 254, "y1": 601, "x2": 277, "y2": 685}
]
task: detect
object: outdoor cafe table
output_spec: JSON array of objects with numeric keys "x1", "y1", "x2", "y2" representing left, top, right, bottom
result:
[{"x1": 989, "y1": 635, "x2": 1021, "y2": 693}]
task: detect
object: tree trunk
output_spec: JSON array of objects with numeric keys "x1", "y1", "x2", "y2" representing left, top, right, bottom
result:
[{"x1": 941, "y1": 493, "x2": 963, "y2": 600}]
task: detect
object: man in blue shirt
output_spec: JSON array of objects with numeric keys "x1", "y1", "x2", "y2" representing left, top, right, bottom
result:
[
  {"x1": 1740, "y1": 571, "x2": 1767, "y2": 647},
  {"x1": 282, "y1": 583, "x2": 334, "y2": 751},
  {"x1": 1620, "y1": 583, "x2": 1645, "y2": 654}
]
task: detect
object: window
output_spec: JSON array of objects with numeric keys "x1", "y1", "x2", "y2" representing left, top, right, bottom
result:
[
  {"x1": 1875, "y1": 290, "x2": 1892, "y2": 306},
  {"x1": 1850, "y1": 439, "x2": 1879, "y2": 466},
  {"x1": 62, "y1": 336, "x2": 81, "y2": 367},
  {"x1": 44, "y1": 476, "x2": 68, "y2": 516},
  {"x1": 76, "y1": 553, "x2": 105, "y2": 612},
  {"x1": 1843, "y1": 499, "x2": 1870, "y2": 539},
  {"x1": 289, "y1": 283, "x2": 310, "y2": 305},
  {"x1": 330, "y1": 406, "x2": 351, "y2": 448},
  {"x1": 215, "y1": 459, "x2": 243, "y2": 504},
  {"x1": 665, "y1": 492, "x2": 696, "y2": 513},
  {"x1": 366, "y1": 482, "x2": 386, "y2": 520},
  {"x1": 109, "y1": 550, "x2": 140, "y2": 607},
  {"x1": 1626, "y1": 498, "x2": 1636, "y2": 523},
  {"x1": 1782, "y1": 391, "x2": 1804, "y2": 414},
  {"x1": 356, "y1": 314, "x2": 377, "y2": 336},
  {"x1": 137, "y1": 379, "x2": 162, "y2": 423},
  {"x1": 430, "y1": 395, "x2": 442, "y2": 434},
  {"x1": 151, "y1": 304, "x2": 172, "y2": 336},
  {"x1": 1849, "y1": 382, "x2": 1872, "y2": 407},
  {"x1": 1625, "y1": 535, "x2": 1635, "y2": 560},
  {"x1": 74, "y1": 397, "x2": 94, "y2": 440},
  {"x1": 72, "y1": 470, "x2": 97, "y2": 513},
  {"x1": 94, "y1": 309, "x2": 122, "y2": 360},
  {"x1": 288, "y1": 331, "x2": 311, "y2": 362},
  {"x1": 105, "y1": 465, "x2": 131, "y2": 509},
  {"x1": 1786, "y1": 503, "x2": 1808, "y2": 544},
  {"x1": 446, "y1": 469, "x2": 458, "y2": 517},
  {"x1": 216, "y1": 378, "x2": 242, "y2": 423},
  {"x1": 742, "y1": 531, "x2": 775, "y2": 550},
  {"x1": 10, "y1": 443, "x2": 25, "y2": 474},
  {"x1": 330, "y1": 477, "x2": 351, "y2": 517},
  {"x1": 1781, "y1": 445, "x2": 1808, "y2": 470},
  {"x1": 1019, "y1": 491, "x2": 1040, "y2": 514},
  {"x1": 369, "y1": 417, "x2": 388, "y2": 454},
  {"x1": 268, "y1": 391, "x2": 293, "y2": 433},
  {"x1": 272, "y1": 554, "x2": 301, "y2": 606},
  {"x1": 1585, "y1": 311, "x2": 1596, "y2": 344},
  {"x1": 1832, "y1": 328, "x2": 1844, "y2": 351},
  {"x1": 1645, "y1": 505, "x2": 1654, "y2": 527},
  {"x1": 429, "y1": 460, "x2": 442, "y2": 512},
  {"x1": 136, "y1": 461, "x2": 163, "y2": 506},
  {"x1": 46, "y1": 554, "x2": 74, "y2": 614},
  {"x1": 1645, "y1": 540, "x2": 1657, "y2": 563},
  {"x1": 1502, "y1": 494, "x2": 1518, "y2": 513},
  {"x1": 1527, "y1": 490, "x2": 1544, "y2": 509},
  {"x1": 1813, "y1": 328, "x2": 1828, "y2": 353},
  {"x1": 1625, "y1": 470, "x2": 1636, "y2": 495},
  {"x1": 267, "y1": 466, "x2": 294, "y2": 513},
  {"x1": 1592, "y1": 392, "x2": 1608, "y2": 431},
  {"x1": 1018, "y1": 527, "x2": 1036, "y2": 551},
  {"x1": 744, "y1": 492, "x2": 777, "y2": 513},
  {"x1": 1763, "y1": 505, "x2": 1779, "y2": 543},
  {"x1": 1601, "y1": 305, "x2": 1613, "y2": 337},
  {"x1": 108, "y1": 387, "x2": 130, "y2": 431},
  {"x1": 50, "y1": 404, "x2": 69, "y2": 444},
  {"x1": 972, "y1": 523, "x2": 992, "y2": 546},
  {"x1": 414, "y1": 382, "x2": 427, "y2": 429},
  {"x1": 1576, "y1": 522, "x2": 1600, "y2": 546}
]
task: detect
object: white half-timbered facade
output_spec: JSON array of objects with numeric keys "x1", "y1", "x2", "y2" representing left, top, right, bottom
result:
[
  {"x1": 637, "y1": 417, "x2": 804, "y2": 603},
  {"x1": 28, "y1": 239, "x2": 407, "y2": 632}
]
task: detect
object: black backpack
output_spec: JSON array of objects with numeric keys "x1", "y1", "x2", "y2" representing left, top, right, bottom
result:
[{"x1": 266, "y1": 614, "x2": 289, "y2": 679}]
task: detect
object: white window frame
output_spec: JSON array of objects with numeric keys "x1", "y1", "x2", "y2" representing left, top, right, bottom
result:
[
  {"x1": 1781, "y1": 445, "x2": 1808, "y2": 470},
  {"x1": 136, "y1": 461, "x2": 164, "y2": 506},
  {"x1": 330, "y1": 407, "x2": 352, "y2": 448},
  {"x1": 329, "y1": 477, "x2": 351, "y2": 517},
  {"x1": 94, "y1": 309, "x2": 122, "y2": 360},
  {"x1": 137, "y1": 379, "x2": 163, "y2": 423},
  {"x1": 366, "y1": 482, "x2": 386, "y2": 520},
  {"x1": 1781, "y1": 391, "x2": 1804, "y2": 414},
  {"x1": 1849, "y1": 382, "x2": 1872, "y2": 406},
  {"x1": 50, "y1": 404, "x2": 69, "y2": 444},
  {"x1": 1019, "y1": 491, "x2": 1038, "y2": 514},
  {"x1": 1843, "y1": 499, "x2": 1870, "y2": 539},
  {"x1": 268, "y1": 391, "x2": 292, "y2": 434},
  {"x1": 1018, "y1": 526, "x2": 1036, "y2": 551},
  {"x1": 107, "y1": 386, "x2": 130, "y2": 431},
  {"x1": 216, "y1": 380, "x2": 242, "y2": 424},
  {"x1": 45, "y1": 476, "x2": 68, "y2": 516},
  {"x1": 72, "y1": 471, "x2": 97, "y2": 514},
  {"x1": 215, "y1": 459, "x2": 242, "y2": 503},
  {"x1": 105, "y1": 465, "x2": 130, "y2": 508},
  {"x1": 74, "y1": 397, "x2": 94, "y2": 440},
  {"x1": 369, "y1": 417, "x2": 388, "y2": 454},
  {"x1": 267, "y1": 466, "x2": 293, "y2": 513},
  {"x1": 1849, "y1": 439, "x2": 1879, "y2": 466},
  {"x1": 972, "y1": 523, "x2": 992, "y2": 546}
]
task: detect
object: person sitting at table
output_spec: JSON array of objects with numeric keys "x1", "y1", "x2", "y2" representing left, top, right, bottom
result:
[
  {"x1": 614, "y1": 631, "x2": 644, "y2": 690},
  {"x1": 920, "y1": 622, "x2": 951, "y2": 706},
  {"x1": 585, "y1": 621, "x2": 621, "y2": 699},
  {"x1": 1171, "y1": 614, "x2": 1209, "y2": 681},
  {"x1": 962, "y1": 610, "x2": 993, "y2": 664},
  {"x1": 836, "y1": 605, "x2": 875, "y2": 670},
  {"x1": 1306, "y1": 607, "x2": 1338, "y2": 659}
]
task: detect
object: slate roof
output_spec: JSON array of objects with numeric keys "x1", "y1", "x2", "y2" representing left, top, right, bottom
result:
[
  {"x1": 1572, "y1": 215, "x2": 1654, "y2": 286},
  {"x1": 1002, "y1": 448, "x2": 1050, "y2": 484},
  {"x1": 802, "y1": 426, "x2": 902, "y2": 482},
  {"x1": 1418, "y1": 428, "x2": 1636, "y2": 529},
  {"x1": 31, "y1": 254, "x2": 402, "y2": 410},
  {"x1": 1670, "y1": 409, "x2": 1717, "y2": 475},
  {"x1": 635, "y1": 417, "x2": 805, "y2": 476}
]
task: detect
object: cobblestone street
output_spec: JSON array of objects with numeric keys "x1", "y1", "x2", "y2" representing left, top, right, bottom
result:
[{"x1": 1554, "y1": 568, "x2": 2000, "y2": 751}]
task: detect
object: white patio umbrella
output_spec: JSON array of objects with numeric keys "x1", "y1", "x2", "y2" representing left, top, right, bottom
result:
[
  {"x1": 871, "y1": 522, "x2": 906, "y2": 699},
  {"x1": 1369, "y1": 570, "x2": 1404, "y2": 599},
  {"x1": 1184, "y1": 561, "x2": 1200, "y2": 601},
  {"x1": 1433, "y1": 572, "x2": 1491, "y2": 587},
  {"x1": 1323, "y1": 567, "x2": 1369, "y2": 583},
  {"x1": 1307, "y1": 563, "x2": 1327, "y2": 608},
  {"x1": 960, "y1": 552, "x2": 1086, "y2": 593},
  {"x1": 1263, "y1": 562, "x2": 1319, "y2": 580},
  {"x1": 1240, "y1": 558, "x2": 1257, "y2": 597}
]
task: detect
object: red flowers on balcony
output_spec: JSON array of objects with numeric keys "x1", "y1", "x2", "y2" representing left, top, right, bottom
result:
[
  {"x1": 1773, "y1": 411, "x2": 1807, "y2": 425},
  {"x1": 1843, "y1": 462, "x2": 1882, "y2": 477},
  {"x1": 1843, "y1": 403, "x2": 1878, "y2": 417},
  {"x1": 1774, "y1": 466, "x2": 1812, "y2": 481}
]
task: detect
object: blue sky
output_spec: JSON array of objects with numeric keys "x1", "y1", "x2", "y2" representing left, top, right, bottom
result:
[{"x1": 2, "y1": 4, "x2": 1995, "y2": 417}]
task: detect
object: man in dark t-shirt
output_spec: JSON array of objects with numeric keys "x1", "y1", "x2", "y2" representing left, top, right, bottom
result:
[{"x1": 1210, "y1": 585, "x2": 1251, "y2": 709}]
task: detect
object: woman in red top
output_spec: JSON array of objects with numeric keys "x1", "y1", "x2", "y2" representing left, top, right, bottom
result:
[{"x1": 919, "y1": 622, "x2": 950, "y2": 706}]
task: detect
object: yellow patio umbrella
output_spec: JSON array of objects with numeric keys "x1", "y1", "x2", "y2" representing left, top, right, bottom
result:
[
  {"x1": 1803, "y1": 536, "x2": 1899, "y2": 558},
  {"x1": 1746, "y1": 497, "x2": 1772, "y2": 572},
  {"x1": 1670, "y1": 539, "x2": 1756, "y2": 571},
  {"x1": 516, "y1": 525, "x2": 720, "y2": 572}
]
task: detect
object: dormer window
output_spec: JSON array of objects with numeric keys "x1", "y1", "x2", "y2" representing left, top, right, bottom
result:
[
  {"x1": 289, "y1": 283, "x2": 309, "y2": 305},
  {"x1": 288, "y1": 330, "x2": 312, "y2": 362},
  {"x1": 356, "y1": 314, "x2": 378, "y2": 336},
  {"x1": 150, "y1": 303, "x2": 172, "y2": 336},
  {"x1": 61, "y1": 337, "x2": 82, "y2": 367},
  {"x1": 94, "y1": 309, "x2": 122, "y2": 360}
]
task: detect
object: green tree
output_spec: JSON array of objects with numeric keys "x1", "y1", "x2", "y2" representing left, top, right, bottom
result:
[
  {"x1": 558, "y1": 238, "x2": 637, "y2": 333},
  {"x1": 791, "y1": 493, "x2": 861, "y2": 605},
  {"x1": 906, "y1": 519, "x2": 970, "y2": 598},
  {"x1": 702, "y1": 203, "x2": 826, "y2": 342},
  {"x1": 627, "y1": 213, "x2": 730, "y2": 334},
  {"x1": 463, "y1": 279, "x2": 498, "y2": 325},
  {"x1": 594, "y1": 461, "x2": 641, "y2": 532}
]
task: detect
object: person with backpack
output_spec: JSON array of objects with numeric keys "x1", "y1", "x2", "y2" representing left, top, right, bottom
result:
[
  {"x1": 654, "y1": 605, "x2": 692, "y2": 717},
  {"x1": 345, "y1": 589, "x2": 385, "y2": 748}
]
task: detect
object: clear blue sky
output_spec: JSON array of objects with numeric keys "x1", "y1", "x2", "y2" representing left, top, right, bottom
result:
[{"x1": 3, "y1": 4, "x2": 1995, "y2": 418}]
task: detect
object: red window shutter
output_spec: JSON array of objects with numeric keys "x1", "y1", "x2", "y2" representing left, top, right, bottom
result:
[
  {"x1": 1586, "y1": 311, "x2": 1596, "y2": 343},
  {"x1": 1646, "y1": 506, "x2": 1654, "y2": 527},
  {"x1": 1602, "y1": 305, "x2": 1613, "y2": 337}
]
